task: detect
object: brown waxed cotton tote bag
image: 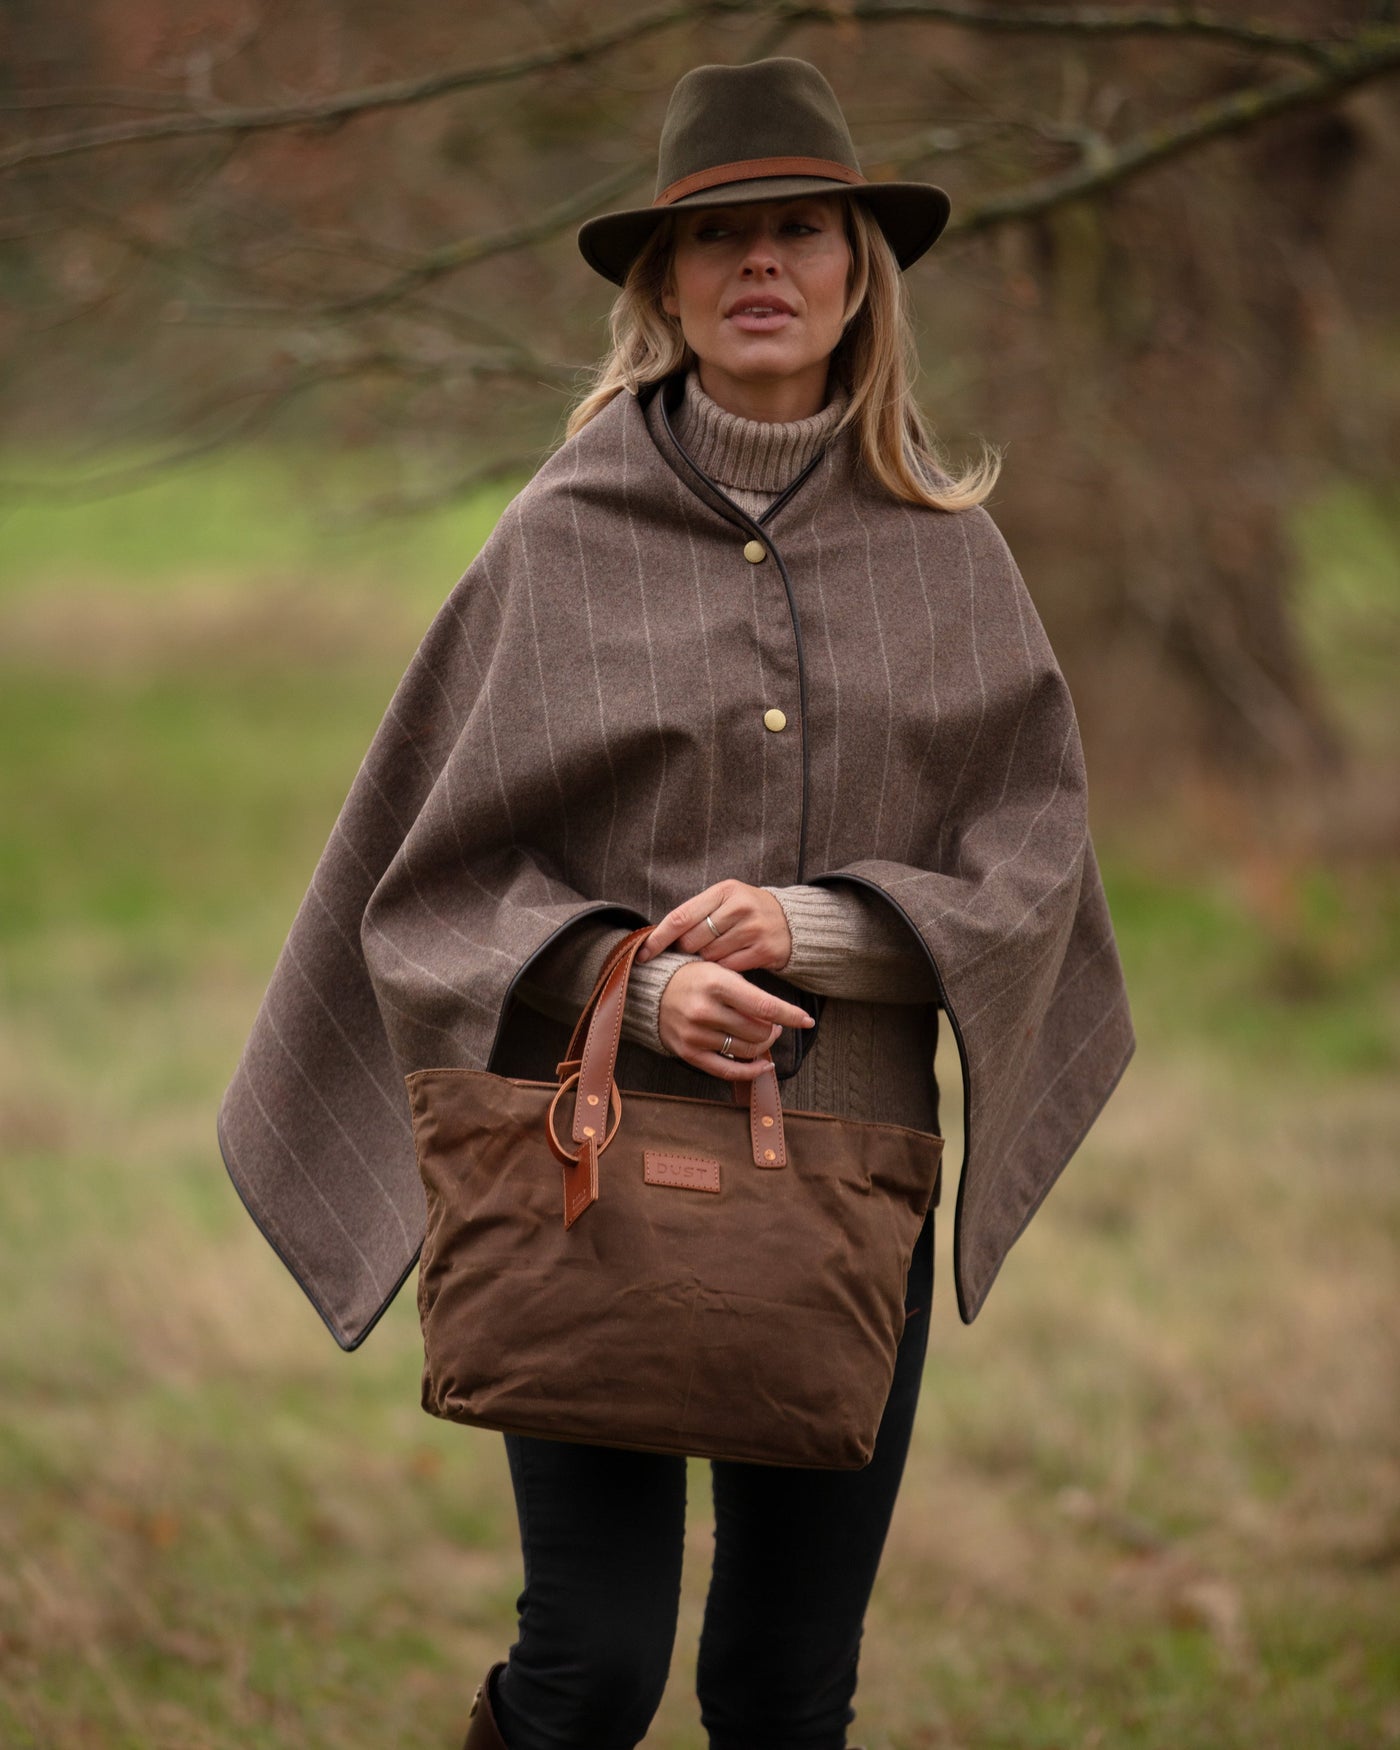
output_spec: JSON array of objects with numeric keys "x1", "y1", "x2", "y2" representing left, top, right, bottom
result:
[{"x1": 405, "y1": 927, "x2": 944, "y2": 1470}]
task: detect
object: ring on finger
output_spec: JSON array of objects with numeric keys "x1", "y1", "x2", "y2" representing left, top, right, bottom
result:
[
  {"x1": 718, "y1": 1033, "x2": 736, "y2": 1058},
  {"x1": 704, "y1": 913, "x2": 722, "y2": 939}
]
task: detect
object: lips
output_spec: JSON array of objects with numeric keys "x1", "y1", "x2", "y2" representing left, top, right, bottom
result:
[
  {"x1": 724, "y1": 295, "x2": 795, "y2": 317},
  {"x1": 725, "y1": 296, "x2": 796, "y2": 333}
]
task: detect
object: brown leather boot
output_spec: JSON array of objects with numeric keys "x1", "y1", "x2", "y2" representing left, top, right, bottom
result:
[{"x1": 461, "y1": 1660, "x2": 509, "y2": 1750}]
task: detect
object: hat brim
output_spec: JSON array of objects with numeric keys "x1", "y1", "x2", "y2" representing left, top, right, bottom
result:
[{"x1": 577, "y1": 176, "x2": 951, "y2": 286}]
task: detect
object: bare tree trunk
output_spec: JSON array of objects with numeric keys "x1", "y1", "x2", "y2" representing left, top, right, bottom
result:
[{"x1": 967, "y1": 80, "x2": 1388, "y2": 805}]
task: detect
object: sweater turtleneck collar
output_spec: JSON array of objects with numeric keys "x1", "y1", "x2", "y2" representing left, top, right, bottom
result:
[{"x1": 671, "y1": 367, "x2": 850, "y2": 497}]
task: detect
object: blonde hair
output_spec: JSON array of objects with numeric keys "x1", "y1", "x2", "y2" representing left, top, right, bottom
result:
[{"x1": 566, "y1": 194, "x2": 1002, "y2": 514}]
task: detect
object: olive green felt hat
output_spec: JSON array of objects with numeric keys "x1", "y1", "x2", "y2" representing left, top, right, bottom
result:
[{"x1": 577, "y1": 57, "x2": 951, "y2": 285}]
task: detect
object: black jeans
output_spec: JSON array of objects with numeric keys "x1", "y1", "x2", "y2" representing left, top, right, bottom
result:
[{"x1": 490, "y1": 1206, "x2": 935, "y2": 1750}]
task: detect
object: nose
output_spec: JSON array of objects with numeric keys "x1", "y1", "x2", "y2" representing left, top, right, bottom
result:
[{"x1": 739, "y1": 225, "x2": 781, "y2": 278}]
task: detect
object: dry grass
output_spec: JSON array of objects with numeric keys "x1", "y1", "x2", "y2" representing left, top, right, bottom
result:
[{"x1": 2, "y1": 970, "x2": 1396, "y2": 1748}]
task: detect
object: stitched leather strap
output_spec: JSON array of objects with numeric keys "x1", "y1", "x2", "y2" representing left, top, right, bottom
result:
[
  {"x1": 749, "y1": 1061, "x2": 787, "y2": 1168},
  {"x1": 558, "y1": 928, "x2": 643, "y2": 1074},
  {"x1": 546, "y1": 927, "x2": 789, "y2": 1219},
  {"x1": 573, "y1": 931, "x2": 650, "y2": 1146},
  {"x1": 729, "y1": 1060, "x2": 786, "y2": 1166}
]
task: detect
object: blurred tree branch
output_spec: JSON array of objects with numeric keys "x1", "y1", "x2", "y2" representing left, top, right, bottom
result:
[
  {"x1": 3, "y1": 2, "x2": 1397, "y2": 796},
  {"x1": 194, "y1": 163, "x2": 653, "y2": 322},
  {"x1": 0, "y1": 3, "x2": 1365, "y2": 174},
  {"x1": 7, "y1": 3, "x2": 1397, "y2": 504},
  {"x1": 144, "y1": 33, "x2": 1399, "y2": 331},
  {"x1": 0, "y1": 357, "x2": 374, "y2": 502},
  {"x1": 947, "y1": 31, "x2": 1400, "y2": 235},
  {"x1": 0, "y1": 346, "x2": 554, "y2": 503},
  {"x1": 0, "y1": 87, "x2": 206, "y2": 115},
  {"x1": 768, "y1": 1, "x2": 1346, "y2": 62},
  {"x1": 0, "y1": 0, "x2": 719, "y2": 172}
]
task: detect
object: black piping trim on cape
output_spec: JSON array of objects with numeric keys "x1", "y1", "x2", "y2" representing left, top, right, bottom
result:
[
  {"x1": 807, "y1": 877, "x2": 1137, "y2": 1322},
  {"x1": 639, "y1": 382, "x2": 993, "y2": 1316},
  {"x1": 629, "y1": 387, "x2": 993, "y2": 1321},
  {"x1": 803, "y1": 871, "x2": 971, "y2": 1319},
  {"x1": 644, "y1": 372, "x2": 833, "y2": 1078},
  {"x1": 642, "y1": 379, "x2": 957, "y2": 1257},
  {"x1": 646, "y1": 371, "x2": 828, "y2": 882},
  {"x1": 488, "y1": 902, "x2": 650, "y2": 1076},
  {"x1": 966, "y1": 1022, "x2": 1134, "y2": 1316}
]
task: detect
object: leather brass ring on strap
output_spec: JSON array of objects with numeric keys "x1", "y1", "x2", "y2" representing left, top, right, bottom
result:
[{"x1": 546, "y1": 1070, "x2": 622, "y2": 1166}]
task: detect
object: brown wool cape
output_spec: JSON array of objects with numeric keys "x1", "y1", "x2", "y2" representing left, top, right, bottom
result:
[{"x1": 216, "y1": 372, "x2": 1136, "y2": 1350}]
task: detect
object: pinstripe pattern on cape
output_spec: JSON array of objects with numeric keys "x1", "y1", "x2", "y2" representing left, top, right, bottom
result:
[{"x1": 216, "y1": 373, "x2": 1136, "y2": 1350}]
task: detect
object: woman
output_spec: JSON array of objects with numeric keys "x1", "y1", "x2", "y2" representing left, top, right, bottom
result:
[
  {"x1": 482, "y1": 90, "x2": 955, "y2": 1750},
  {"x1": 216, "y1": 54, "x2": 1135, "y2": 1750},
  {"x1": 459, "y1": 57, "x2": 1126, "y2": 1750}
]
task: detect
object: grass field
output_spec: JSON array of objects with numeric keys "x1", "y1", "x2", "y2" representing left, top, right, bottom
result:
[{"x1": 1, "y1": 452, "x2": 1397, "y2": 1748}]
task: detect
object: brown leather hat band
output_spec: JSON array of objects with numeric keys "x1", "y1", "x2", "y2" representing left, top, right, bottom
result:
[{"x1": 655, "y1": 155, "x2": 865, "y2": 207}]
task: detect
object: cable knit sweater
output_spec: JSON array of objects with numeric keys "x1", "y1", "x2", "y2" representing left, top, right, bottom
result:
[{"x1": 514, "y1": 368, "x2": 944, "y2": 1134}]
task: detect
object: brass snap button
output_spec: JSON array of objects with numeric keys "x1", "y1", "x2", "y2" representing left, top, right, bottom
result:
[
  {"x1": 743, "y1": 539, "x2": 767, "y2": 564},
  {"x1": 763, "y1": 708, "x2": 787, "y2": 732}
]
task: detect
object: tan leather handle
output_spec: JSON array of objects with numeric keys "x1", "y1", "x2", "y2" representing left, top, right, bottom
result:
[
  {"x1": 547, "y1": 925, "x2": 787, "y2": 1173},
  {"x1": 556, "y1": 927, "x2": 648, "y2": 1073},
  {"x1": 573, "y1": 929, "x2": 650, "y2": 1149}
]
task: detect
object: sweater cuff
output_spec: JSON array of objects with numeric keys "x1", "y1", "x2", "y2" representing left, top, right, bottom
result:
[
  {"x1": 619, "y1": 950, "x2": 697, "y2": 1057},
  {"x1": 516, "y1": 919, "x2": 697, "y2": 1058},
  {"x1": 766, "y1": 884, "x2": 853, "y2": 985},
  {"x1": 762, "y1": 883, "x2": 940, "y2": 1003}
]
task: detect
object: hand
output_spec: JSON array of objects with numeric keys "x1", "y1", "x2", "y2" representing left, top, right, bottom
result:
[
  {"x1": 657, "y1": 960, "x2": 814, "y2": 1082},
  {"x1": 637, "y1": 879, "x2": 792, "y2": 973}
]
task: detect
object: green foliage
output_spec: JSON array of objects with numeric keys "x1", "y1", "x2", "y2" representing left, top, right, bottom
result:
[
  {"x1": 1106, "y1": 856, "x2": 1399, "y2": 1077},
  {"x1": 1289, "y1": 475, "x2": 1400, "y2": 748},
  {"x1": 1, "y1": 446, "x2": 520, "y2": 609},
  {"x1": 0, "y1": 669, "x2": 385, "y2": 943}
]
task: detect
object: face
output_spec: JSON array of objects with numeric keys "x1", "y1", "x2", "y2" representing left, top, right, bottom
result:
[{"x1": 660, "y1": 194, "x2": 853, "y2": 419}]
